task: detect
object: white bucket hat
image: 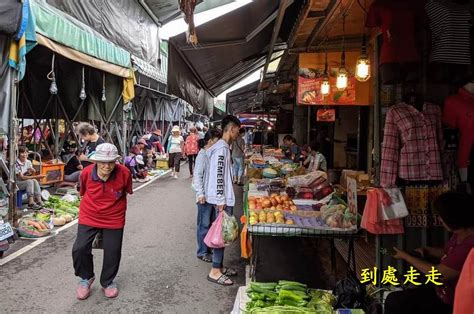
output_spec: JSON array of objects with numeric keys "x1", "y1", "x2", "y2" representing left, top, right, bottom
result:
[
  {"x1": 172, "y1": 125, "x2": 180, "y2": 133},
  {"x1": 89, "y1": 143, "x2": 120, "y2": 162},
  {"x1": 135, "y1": 154, "x2": 144, "y2": 165}
]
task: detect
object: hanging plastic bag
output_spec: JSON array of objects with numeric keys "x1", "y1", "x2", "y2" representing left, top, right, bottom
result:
[
  {"x1": 361, "y1": 189, "x2": 404, "y2": 235},
  {"x1": 240, "y1": 216, "x2": 252, "y2": 258},
  {"x1": 379, "y1": 188, "x2": 409, "y2": 220},
  {"x1": 204, "y1": 211, "x2": 225, "y2": 249},
  {"x1": 222, "y1": 211, "x2": 239, "y2": 246}
]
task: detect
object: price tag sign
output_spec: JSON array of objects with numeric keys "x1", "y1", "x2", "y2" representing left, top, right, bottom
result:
[
  {"x1": 347, "y1": 176, "x2": 358, "y2": 214},
  {"x1": 0, "y1": 222, "x2": 14, "y2": 241}
]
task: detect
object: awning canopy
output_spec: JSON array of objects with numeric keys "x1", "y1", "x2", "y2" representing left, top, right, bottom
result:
[
  {"x1": 32, "y1": 0, "x2": 131, "y2": 69},
  {"x1": 168, "y1": 0, "x2": 303, "y2": 115},
  {"x1": 140, "y1": 0, "x2": 238, "y2": 25},
  {"x1": 226, "y1": 81, "x2": 261, "y2": 114}
]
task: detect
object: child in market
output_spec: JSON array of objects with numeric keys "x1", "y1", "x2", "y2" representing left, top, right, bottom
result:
[
  {"x1": 15, "y1": 146, "x2": 45, "y2": 210},
  {"x1": 193, "y1": 128, "x2": 222, "y2": 263}
]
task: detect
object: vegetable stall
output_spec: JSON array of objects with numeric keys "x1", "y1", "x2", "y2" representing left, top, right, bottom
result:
[
  {"x1": 16, "y1": 194, "x2": 80, "y2": 239},
  {"x1": 235, "y1": 147, "x2": 367, "y2": 313}
]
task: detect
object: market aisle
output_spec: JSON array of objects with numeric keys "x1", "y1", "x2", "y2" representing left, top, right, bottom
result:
[{"x1": 0, "y1": 173, "x2": 245, "y2": 313}]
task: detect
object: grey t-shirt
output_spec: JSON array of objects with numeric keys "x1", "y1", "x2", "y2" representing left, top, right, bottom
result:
[{"x1": 232, "y1": 136, "x2": 246, "y2": 158}]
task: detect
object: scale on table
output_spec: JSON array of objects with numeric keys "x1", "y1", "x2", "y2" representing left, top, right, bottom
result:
[{"x1": 54, "y1": 187, "x2": 79, "y2": 196}]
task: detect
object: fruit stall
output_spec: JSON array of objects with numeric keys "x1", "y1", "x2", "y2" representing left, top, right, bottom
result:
[{"x1": 242, "y1": 148, "x2": 363, "y2": 281}]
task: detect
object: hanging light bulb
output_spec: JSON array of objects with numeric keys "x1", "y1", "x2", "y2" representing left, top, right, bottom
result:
[
  {"x1": 101, "y1": 73, "x2": 107, "y2": 102},
  {"x1": 336, "y1": 51, "x2": 348, "y2": 91},
  {"x1": 48, "y1": 54, "x2": 58, "y2": 94},
  {"x1": 336, "y1": 15, "x2": 348, "y2": 91},
  {"x1": 79, "y1": 66, "x2": 87, "y2": 100},
  {"x1": 321, "y1": 53, "x2": 330, "y2": 96},
  {"x1": 355, "y1": 34, "x2": 371, "y2": 82}
]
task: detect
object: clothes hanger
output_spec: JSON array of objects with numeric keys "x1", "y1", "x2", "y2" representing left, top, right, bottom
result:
[{"x1": 403, "y1": 89, "x2": 424, "y2": 112}]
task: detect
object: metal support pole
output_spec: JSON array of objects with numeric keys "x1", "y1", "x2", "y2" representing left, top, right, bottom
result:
[
  {"x1": 373, "y1": 35, "x2": 382, "y2": 287},
  {"x1": 307, "y1": 106, "x2": 311, "y2": 144},
  {"x1": 122, "y1": 109, "x2": 127, "y2": 161},
  {"x1": 8, "y1": 73, "x2": 18, "y2": 223}
]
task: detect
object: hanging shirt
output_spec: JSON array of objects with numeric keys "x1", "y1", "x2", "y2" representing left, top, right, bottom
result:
[
  {"x1": 426, "y1": 0, "x2": 472, "y2": 65},
  {"x1": 443, "y1": 88, "x2": 474, "y2": 168},
  {"x1": 437, "y1": 234, "x2": 474, "y2": 305},
  {"x1": 366, "y1": 0, "x2": 424, "y2": 65},
  {"x1": 380, "y1": 103, "x2": 443, "y2": 187}
]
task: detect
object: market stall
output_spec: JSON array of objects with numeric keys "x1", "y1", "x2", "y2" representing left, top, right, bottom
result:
[{"x1": 241, "y1": 147, "x2": 364, "y2": 284}]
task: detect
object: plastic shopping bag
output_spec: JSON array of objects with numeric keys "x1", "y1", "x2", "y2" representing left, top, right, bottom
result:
[
  {"x1": 204, "y1": 211, "x2": 225, "y2": 249},
  {"x1": 379, "y1": 188, "x2": 409, "y2": 220},
  {"x1": 240, "y1": 216, "x2": 252, "y2": 258},
  {"x1": 222, "y1": 211, "x2": 239, "y2": 246},
  {"x1": 361, "y1": 189, "x2": 404, "y2": 235}
]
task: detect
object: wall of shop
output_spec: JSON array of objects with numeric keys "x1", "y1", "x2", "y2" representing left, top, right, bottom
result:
[{"x1": 333, "y1": 107, "x2": 359, "y2": 168}]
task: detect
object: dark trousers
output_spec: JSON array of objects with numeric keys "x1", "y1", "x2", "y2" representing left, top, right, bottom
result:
[
  {"x1": 188, "y1": 154, "x2": 197, "y2": 175},
  {"x1": 169, "y1": 152, "x2": 182, "y2": 172},
  {"x1": 72, "y1": 224, "x2": 124, "y2": 288},
  {"x1": 384, "y1": 286, "x2": 452, "y2": 314}
]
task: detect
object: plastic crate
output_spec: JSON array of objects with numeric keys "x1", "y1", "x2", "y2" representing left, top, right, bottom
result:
[
  {"x1": 34, "y1": 161, "x2": 65, "y2": 185},
  {"x1": 156, "y1": 157, "x2": 169, "y2": 170}
]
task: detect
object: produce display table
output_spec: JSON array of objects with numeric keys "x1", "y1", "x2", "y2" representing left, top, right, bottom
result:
[{"x1": 243, "y1": 185, "x2": 364, "y2": 283}]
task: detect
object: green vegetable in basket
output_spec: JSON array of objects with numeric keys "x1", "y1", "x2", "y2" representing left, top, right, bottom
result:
[
  {"x1": 250, "y1": 282, "x2": 278, "y2": 291},
  {"x1": 222, "y1": 212, "x2": 239, "y2": 245},
  {"x1": 248, "y1": 305, "x2": 317, "y2": 313},
  {"x1": 278, "y1": 290, "x2": 308, "y2": 303}
]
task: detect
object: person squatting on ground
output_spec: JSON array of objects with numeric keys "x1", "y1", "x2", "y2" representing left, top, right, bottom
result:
[
  {"x1": 72, "y1": 143, "x2": 133, "y2": 300},
  {"x1": 167, "y1": 125, "x2": 184, "y2": 179},
  {"x1": 205, "y1": 115, "x2": 241, "y2": 286},
  {"x1": 124, "y1": 145, "x2": 148, "y2": 182},
  {"x1": 193, "y1": 128, "x2": 222, "y2": 263},
  {"x1": 15, "y1": 146, "x2": 45, "y2": 210}
]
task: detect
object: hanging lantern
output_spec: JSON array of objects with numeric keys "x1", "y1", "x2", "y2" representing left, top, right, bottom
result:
[
  {"x1": 336, "y1": 51, "x2": 348, "y2": 91},
  {"x1": 336, "y1": 15, "x2": 348, "y2": 91},
  {"x1": 355, "y1": 35, "x2": 371, "y2": 82},
  {"x1": 48, "y1": 54, "x2": 58, "y2": 94},
  {"x1": 79, "y1": 66, "x2": 87, "y2": 100},
  {"x1": 321, "y1": 53, "x2": 330, "y2": 96},
  {"x1": 101, "y1": 73, "x2": 107, "y2": 102}
]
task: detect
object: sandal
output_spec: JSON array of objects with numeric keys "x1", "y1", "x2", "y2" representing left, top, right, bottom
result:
[
  {"x1": 207, "y1": 274, "x2": 233, "y2": 286},
  {"x1": 222, "y1": 267, "x2": 238, "y2": 277},
  {"x1": 197, "y1": 254, "x2": 212, "y2": 263}
]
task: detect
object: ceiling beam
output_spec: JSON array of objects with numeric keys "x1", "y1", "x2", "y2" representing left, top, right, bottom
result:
[
  {"x1": 260, "y1": 0, "x2": 293, "y2": 83},
  {"x1": 246, "y1": 10, "x2": 279, "y2": 42},
  {"x1": 179, "y1": 39, "x2": 246, "y2": 51},
  {"x1": 276, "y1": 0, "x2": 313, "y2": 74},
  {"x1": 305, "y1": 0, "x2": 341, "y2": 50},
  {"x1": 289, "y1": 35, "x2": 363, "y2": 54},
  {"x1": 307, "y1": 10, "x2": 326, "y2": 18}
]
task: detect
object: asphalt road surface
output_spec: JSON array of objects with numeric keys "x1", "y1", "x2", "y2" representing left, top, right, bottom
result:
[{"x1": 0, "y1": 172, "x2": 245, "y2": 313}]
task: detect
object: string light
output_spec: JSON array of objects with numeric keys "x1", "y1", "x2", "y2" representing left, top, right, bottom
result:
[
  {"x1": 321, "y1": 53, "x2": 330, "y2": 96},
  {"x1": 355, "y1": 34, "x2": 371, "y2": 82},
  {"x1": 336, "y1": 14, "x2": 348, "y2": 91}
]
